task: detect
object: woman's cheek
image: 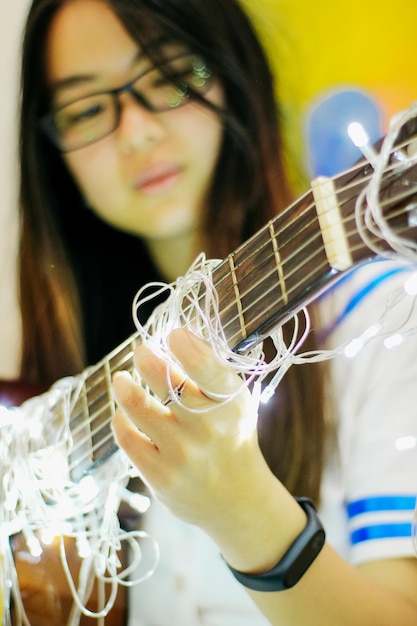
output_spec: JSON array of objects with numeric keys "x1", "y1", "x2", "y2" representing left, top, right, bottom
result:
[{"x1": 64, "y1": 145, "x2": 122, "y2": 211}]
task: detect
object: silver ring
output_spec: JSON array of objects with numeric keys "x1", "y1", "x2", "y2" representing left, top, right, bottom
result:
[{"x1": 162, "y1": 379, "x2": 188, "y2": 407}]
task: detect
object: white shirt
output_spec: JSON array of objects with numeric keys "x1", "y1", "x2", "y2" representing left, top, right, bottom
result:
[
  {"x1": 319, "y1": 260, "x2": 417, "y2": 565},
  {"x1": 129, "y1": 260, "x2": 417, "y2": 625}
]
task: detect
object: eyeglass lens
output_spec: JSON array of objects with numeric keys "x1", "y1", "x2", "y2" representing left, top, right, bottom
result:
[{"x1": 49, "y1": 54, "x2": 212, "y2": 151}]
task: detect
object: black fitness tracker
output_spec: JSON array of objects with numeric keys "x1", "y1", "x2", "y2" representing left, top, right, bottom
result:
[{"x1": 225, "y1": 497, "x2": 325, "y2": 592}]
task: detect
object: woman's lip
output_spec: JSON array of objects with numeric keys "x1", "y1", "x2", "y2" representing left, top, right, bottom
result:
[{"x1": 134, "y1": 164, "x2": 182, "y2": 194}]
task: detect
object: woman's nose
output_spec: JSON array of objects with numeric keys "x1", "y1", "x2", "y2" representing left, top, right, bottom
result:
[{"x1": 117, "y1": 92, "x2": 165, "y2": 154}]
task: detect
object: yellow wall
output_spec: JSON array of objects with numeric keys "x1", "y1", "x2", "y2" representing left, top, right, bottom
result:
[{"x1": 243, "y1": 0, "x2": 417, "y2": 183}]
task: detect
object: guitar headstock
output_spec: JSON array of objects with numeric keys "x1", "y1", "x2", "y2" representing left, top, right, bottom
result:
[{"x1": 324, "y1": 103, "x2": 417, "y2": 267}]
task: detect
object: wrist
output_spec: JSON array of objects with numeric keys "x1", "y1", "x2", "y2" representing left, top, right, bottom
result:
[
  {"x1": 206, "y1": 463, "x2": 307, "y2": 572},
  {"x1": 224, "y1": 497, "x2": 325, "y2": 592}
]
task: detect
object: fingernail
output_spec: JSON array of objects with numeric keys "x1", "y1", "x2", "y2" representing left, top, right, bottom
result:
[{"x1": 113, "y1": 370, "x2": 133, "y2": 382}]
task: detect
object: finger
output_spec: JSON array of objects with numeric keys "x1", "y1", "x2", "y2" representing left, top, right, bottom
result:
[
  {"x1": 112, "y1": 407, "x2": 157, "y2": 456},
  {"x1": 133, "y1": 343, "x2": 207, "y2": 409},
  {"x1": 167, "y1": 328, "x2": 244, "y2": 398},
  {"x1": 112, "y1": 370, "x2": 179, "y2": 443},
  {"x1": 111, "y1": 409, "x2": 168, "y2": 488}
]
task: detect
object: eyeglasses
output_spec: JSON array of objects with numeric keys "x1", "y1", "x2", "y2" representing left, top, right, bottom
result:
[{"x1": 40, "y1": 53, "x2": 212, "y2": 152}]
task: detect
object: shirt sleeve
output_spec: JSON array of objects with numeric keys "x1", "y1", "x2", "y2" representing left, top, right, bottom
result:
[{"x1": 320, "y1": 260, "x2": 417, "y2": 565}]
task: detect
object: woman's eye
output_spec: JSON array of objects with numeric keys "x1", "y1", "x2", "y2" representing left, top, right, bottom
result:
[
  {"x1": 67, "y1": 103, "x2": 104, "y2": 125},
  {"x1": 151, "y1": 69, "x2": 189, "y2": 88},
  {"x1": 58, "y1": 100, "x2": 106, "y2": 131}
]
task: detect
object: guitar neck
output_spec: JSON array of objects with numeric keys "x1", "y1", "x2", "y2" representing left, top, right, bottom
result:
[
  {"x1": 48, "y1": 333, "x2": 140, "y2": 481},
  {"x1": 47, "y1": 113, "x2": 417, "y2": 480},
  {"x1": 213, "y1": 157, "x2": 417, "y2": 351}
]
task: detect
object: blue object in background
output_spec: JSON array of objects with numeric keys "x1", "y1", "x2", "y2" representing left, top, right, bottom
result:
[{"x1": 305, "y1": 88, "x2": 383, "y2": 177}]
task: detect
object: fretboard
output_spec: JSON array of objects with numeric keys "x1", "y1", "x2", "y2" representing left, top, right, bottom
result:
[{"x1": 42, "y1": 112, "x2": 417, "y2": 480}]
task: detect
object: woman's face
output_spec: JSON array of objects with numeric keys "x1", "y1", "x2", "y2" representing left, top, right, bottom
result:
[{"x1": 44, "y1": 0, "x2": 224, "y2": 241}]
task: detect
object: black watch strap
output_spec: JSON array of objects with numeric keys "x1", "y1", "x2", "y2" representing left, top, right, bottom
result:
[{"x1": 225, "y1": 497, "x2": 325, "y2": 592}]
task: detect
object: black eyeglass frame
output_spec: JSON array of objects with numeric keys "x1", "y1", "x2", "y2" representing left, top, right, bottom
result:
[{"x1": 39, "y1": 52, "x2": 212, "y2": 153}]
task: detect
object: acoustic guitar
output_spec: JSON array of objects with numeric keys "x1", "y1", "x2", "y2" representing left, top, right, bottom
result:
[
  {"x1": 0, "y1": 381, "x2": 129, "y2": 626},
  {"x1": 2, "y1": 110, "x2": 417, "y2": 625}
]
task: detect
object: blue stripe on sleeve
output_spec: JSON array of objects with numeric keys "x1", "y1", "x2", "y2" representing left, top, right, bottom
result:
[
  {"x1": 347, "y1": 495, "x2": 417, "y2": 519},
  {"x1": 351, "y1": 523, "x2": 413, "y2": 545}
]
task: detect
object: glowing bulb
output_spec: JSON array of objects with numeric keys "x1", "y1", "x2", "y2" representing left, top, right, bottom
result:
[
  {"x1": 23, "y1": 527, "x2": 43, "y2": 558},
  {"x1": 78, "y1": 475, "x2": 100, "y2": 504},
  {"x1": 260, "y1": 385, "x2": 275, "y2": 404},
  {"x1": 0, "y1": 405, "x2": 13, "y2": 426},
  {"x1": 119, "y1": 487, "x2": 151, "y2": 513},
  {"x1": 344, "y1": 338, "x2": 363, "y2": 359},
  {"x1": 28, "y1": 419, "x2": 43, "y2": 441},
  {"x1": 347, "y1": 122, "x2": 370, "y2": 147},
  {"x1": 364, "y1": 324, "x2": 380, "y2": 340},
  {"x1": 128, "y1": 493, "x2": 151, "y2": 514},
  {"x1": 27, "y1": 537, "x2": 43, "y2": 558},
  {"x1": 384, "y1": 334, "x2": 404, "y2": 350},
  {"x1": 395, "y1": 436, "x2": 417, "y2": 451},
  {"x1": 77, "y1": 535, "x2": 92, "y2": 559},
  {"x1": 347, "y1": 121, "x2": 378, "y2": 166},
  {"x1": 39, "y1": 527, "x2": 56, "y2": 545},
  {"x1": 404, "y1": 272, "x2": 417, "y2": 296}
]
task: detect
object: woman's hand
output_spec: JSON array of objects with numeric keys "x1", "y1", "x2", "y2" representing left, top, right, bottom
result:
[
  {"x1": 112, "y1": 328, "x2": 265, "y2": 531},
  {"x1": 112, "y1": 328, "x2": 417, "y2": 626},
  {"x1": 112, "y1": 327, "x2": 307, "y2": 576}
]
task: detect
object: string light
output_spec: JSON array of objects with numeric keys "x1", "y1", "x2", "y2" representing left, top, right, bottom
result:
[
  {"x1": 3, "y1": 102, "x2": 417, "y2": 623},
  {"x1": 347, "y1": 121, "x2": 379, "y2": 167},
  {"x1": 351, "y1": 102, "x2": 417, "y2": 264},
  {"x1": 0, "y1": 384, "x2": 159, "y2": 624},
  {"x1": 404, "y1": 271, "x2": 417, "y2": 296},
  {"x1": 395, "y1": 436, "x2": 417, "y2": 452}
]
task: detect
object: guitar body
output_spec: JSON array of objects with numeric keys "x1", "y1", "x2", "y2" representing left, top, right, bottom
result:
[
  {"x1": 0, "y1": 381, "x2": 128, "y2": 626},
  {"x1": 11, "y1": 534, "x2": 127, "y2": 626}
]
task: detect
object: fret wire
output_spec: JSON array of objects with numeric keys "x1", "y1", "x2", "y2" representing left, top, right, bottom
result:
[
  {"x1": 68, "y1": 379, "x2": 94, "y2": 472},
  {"x1": 214, "y1": 148, "x2": 412, "y2": 302},
  {"x1": 241, "y1": 152, "x2": 373, "y2": 258},
  {"x1": 210, "y1": 171, "x2": 367, "y2": 299},
  {"x1": 68, "y1": 429, "x2": 115, "y2": 474},
  {"x1": 224, "y1": 204, "x2": 416, "y2": 346},
  {"x1": 69, "y1": 384, "x2": 112, "y2": 439},
  {"x1": 224, "y1": 257, "x2": 331, "y2": 348},
  {"x1": 83, "y1": 336, "x2": 136, "y2": 412},
  {"x1": 96, "y1": 355, "x2": 116, "y2": 453},
  {"x1": 218, "y1": 183, "x2": 413, "y2": 346},
  {"x1": 212, "y1": 165, "x2": 415, "y2": 343},
  {"x1": 220, "y1": 230, "x2": 324, "y2": 328},
  {"x1": 212, "y1": 133, "x2": 414, "y2": 303},
  {"x1": 212, "y1": 202, "x2": 321, "y2": 322},
  {"x1": 234, "y1": 244, "x2": 328, "y2": 321},
  {"x1": 269, "y1": 222, "x2": 288, "y2": 304},
  {"x1": 164, "y1": 160, "x2": 404, "y2": 352},
  {"x1": 228, "y1": 254, "x2": 247, "y2": 339},
  {"x1": 68, "y1": 404, "x2": 115, "y2": 473},
  {"x1": 219, "y1": 226, "x2": 324, "y2": 321},
  {"x1": 68, "y1": 335, "x2": 138, "y2": 473},
  {"x1": 66, "y1": 136, "x2": 417, "y2": 473}
]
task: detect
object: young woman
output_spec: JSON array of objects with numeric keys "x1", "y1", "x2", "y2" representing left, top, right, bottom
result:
[{"x1": 15, "y1": 0, "x2": 417, "y2": 623}]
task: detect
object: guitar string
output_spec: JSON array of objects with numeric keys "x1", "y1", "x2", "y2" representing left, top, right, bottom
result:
[
  {"x1": 70, "y1": 213, "x2": 415, "y2": 473},
  {"x1": 67, "y1": 133, "x2": 417, "y2": 469},
  {"x1": 20, "y1": 111, "x2": 417, "y2": 473},
  {"x1": 68, "y1": 149, "x2": 417, "y2": 468},
  {"x1": 6, "y1": 108, "x2": 417, "y2": 620}
]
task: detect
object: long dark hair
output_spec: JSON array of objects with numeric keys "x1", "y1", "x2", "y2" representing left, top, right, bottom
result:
[{"x1": 18, "y1": 0, "x2": 325, "y2": 500}]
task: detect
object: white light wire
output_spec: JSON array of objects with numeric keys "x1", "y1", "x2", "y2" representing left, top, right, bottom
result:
[
  {"x1": 3, "y1": 102, "x2": 417, "y2": 624},
  {"x1": 0, "y1": 374, "x2": 159, "y2": 624},
  {"x1": 355, "y1": 101, "x2": 417, "y2": 263}
]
